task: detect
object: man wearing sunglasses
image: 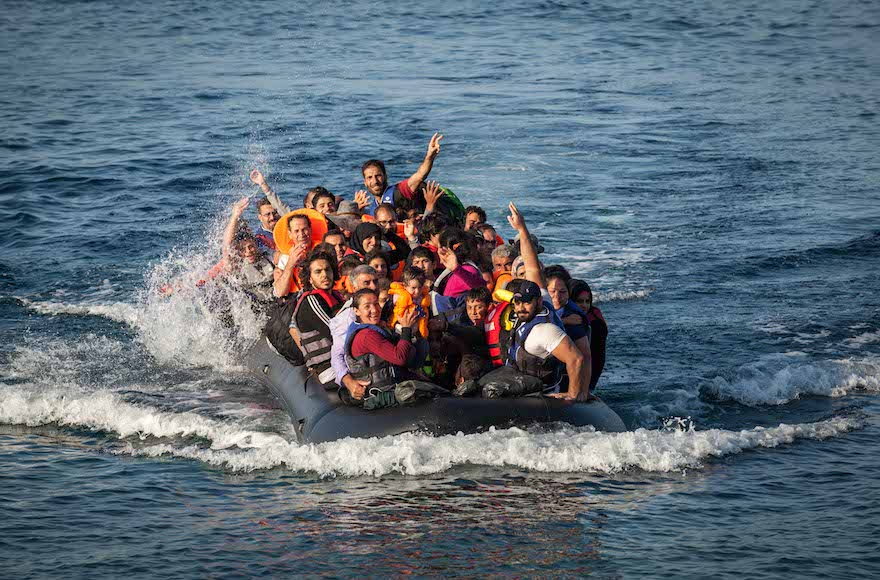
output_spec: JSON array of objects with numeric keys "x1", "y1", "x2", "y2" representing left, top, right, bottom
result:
[{"x1": 254, "y1": 198, "x2": 280, "y2": 255}]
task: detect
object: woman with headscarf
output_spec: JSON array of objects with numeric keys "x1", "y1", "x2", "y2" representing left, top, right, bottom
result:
[
  {"x1": 350, "y1": 222, "x2": 410, "y2": 267},
  {"x1": 567, "y1": 279, "x2": 608, "y2": 390}
]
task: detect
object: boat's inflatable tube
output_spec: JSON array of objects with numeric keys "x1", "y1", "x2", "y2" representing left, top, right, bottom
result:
[{"x1": 245, "y1": 336, "x2": 626, "y2": 444}]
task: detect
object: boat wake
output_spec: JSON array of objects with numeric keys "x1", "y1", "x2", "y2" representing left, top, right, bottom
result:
[{"x1": 0, "y1": 385, "x2": 862, "y2": 478}]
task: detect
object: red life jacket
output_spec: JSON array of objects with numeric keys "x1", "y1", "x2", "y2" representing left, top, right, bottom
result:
[{"x1": 483, "y1": 301, "x2": 514, "y2": 367}]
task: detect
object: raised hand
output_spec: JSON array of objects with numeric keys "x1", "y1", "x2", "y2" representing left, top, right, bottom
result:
[
  {"x1": 507, "y1": 202, "x2": 526, "y2": 232},
  {"x1": 231, "y1": 196, "x2": 250, "y2": 217},
  {"x1": 423, "y1": 180, "x2": 444, "y2": 211},
  {"x1": 249, "y1": 169, "x2": 266, "y2": 187},
  {"x1": 288, "y1": 243, "x2": 308, "y2": 266},
  {"x1": 354, "y1": 190, "x2": 371, "y2": 210},
  {"x1": 437, "y1": 245, "x2": 459, "y2": 271},
  {"x1": 403, "y1": 219, "x2": 417, "y2": 241},
  {"x1": 426, "y1": 132, "x2": 443, "y2": 160}
]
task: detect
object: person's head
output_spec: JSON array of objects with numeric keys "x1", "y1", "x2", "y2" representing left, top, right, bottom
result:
[
  {"x1": 464, "y1": 206, "x2": 487, "y2": 231},
  {"x1": 312, "y1": 191, "x2": 337, "y2": 215},
  {"x1": 511, "y1": 255, "x2": 526, "y2": 280},
  {"x1": 377, "y1": 277, "x2": 392, "y2": 310},
  {"x1": 304, "y1": 186, "x2": 330, "y2": 210},
  {"x1": 339, "y1": 255, "x2": 363, "y2": 278},
  {"x1": 465, "y1": 286, "x2": 492, "y2": 326},
  {"x1": 374, "y1": 203, "x2": 397, "y2": 233},
  {"x1": 361, "y1": 160, "x2": 387, "y2": 196},
  {"x1": 543, "y1": 265, "x2": 571, "y2": 284},
  {"x1": 491, "y1": 245, "x2": 515, "y2": 273},
  {"x1": 408, "y1": 246, "x2": 435, "y2": 278},
  {"x1": 419, "y1": 213, "x2": 450, "y2": 247},
  {"x1": 365, "y1": 250, "x2": 390, "y2": 280},
  {"x1": 322, "y1": 230, "x2": 348, "y2": 262},
  {"x1": 400, "y1": 266, "x2": 426, "y2": 300},
  {"x1": 256, "y1": 198, "x2": 279, "y2": 231},
  {"x1": 510, "y1": 280, "x2": 542, "y2": 323},
  {"x1": 568, "y1": 279, "x2": 593, "y2": 313},
  {"x1": 546, "y1": 273, "x2": 570, "y2": 310},
  {"x1": 352, "y1": 222, "x2": 382, "y2": 255},
  {"x1": 287, "y1": 214, "x2": 312, "y2": 247},
  {"x1": 352, "y1": 288, "x2": 381, "y2": 324},
  {"x1": 349, "y1": 264, "x2": 379, "y2": 291},
  {"x1": 477, "y1": 223, "x2": 498, "y2": 249},
  {"x1": 455, "y1": 354, "x2": 492, "y2": 386},
  {"x1": 299, "y1": 251, "x2": 337, "y2": 292},
  {"x1": 234, "y1": 235, "x2": 260, "y2": 264},
  {"x1": 439, "y1": 227, "x2": 475, "y2": 263}
]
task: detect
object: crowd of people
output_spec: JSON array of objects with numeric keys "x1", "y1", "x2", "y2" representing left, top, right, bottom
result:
[{"x1": 210, "y1": 134, "x2": 608, "y2": 408}]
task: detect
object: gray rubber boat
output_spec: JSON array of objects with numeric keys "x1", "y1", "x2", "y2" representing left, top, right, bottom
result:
[{"x1": 246, "y1": 337, "x2": 627, "y2": 443}]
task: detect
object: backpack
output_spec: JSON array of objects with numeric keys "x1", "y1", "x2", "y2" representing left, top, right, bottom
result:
[{"x1": 264, "y1": 294, "x2": 305, "y2": 366}]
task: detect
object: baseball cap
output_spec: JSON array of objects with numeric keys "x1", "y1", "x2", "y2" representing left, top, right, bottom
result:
[{"x1": 511, "y1": 280, "x2": 541, "y2": 303}]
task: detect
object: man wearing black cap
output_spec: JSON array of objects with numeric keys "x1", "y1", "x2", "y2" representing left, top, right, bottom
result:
[{"x1": 506, "y1": 203, "x2": 592, "y2": 400}]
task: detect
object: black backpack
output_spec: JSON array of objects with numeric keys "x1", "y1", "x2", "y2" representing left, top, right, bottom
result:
[{"x1": 264, "y1": 293, "x2": 305, "y2": 366}]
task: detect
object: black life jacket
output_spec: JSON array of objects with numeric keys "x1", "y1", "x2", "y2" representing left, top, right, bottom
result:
[
  {"x1": 506, "y1": 306, "x2": 565, "y2": 386},
  {"x1": 264, "y1": 293, "x2": 305, "y2": 366},
  {"x1": 343, "y1": 323, "x2": 400, "y2": 393},
  {"x1": 292, "y1": 288, "x2": 342, "y2": 373}
]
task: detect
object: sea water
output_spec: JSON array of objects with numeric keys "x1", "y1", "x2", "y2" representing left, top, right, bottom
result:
[{"x1": 1, "y1": 0, "x2": 879, "y2": 577}]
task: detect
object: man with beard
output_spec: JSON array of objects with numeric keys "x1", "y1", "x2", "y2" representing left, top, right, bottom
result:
[
  {"x1": 356, "y1": 133, "x2": 443, "y2": 216},
  {"x1": 505, "y1": 203, "x2": 592, "y2": 400},
  {"x1": 291, "y1": 251, "x2": 344, "y2": 385}
]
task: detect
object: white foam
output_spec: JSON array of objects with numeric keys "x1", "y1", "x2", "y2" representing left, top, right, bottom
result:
[
  {"x1": 0, "y1": 386, "x2": 861, "y2": 477},
  {"x1": 844, "y1": 330, "x2": 880, "y2": 349},
  {"x1": 18, "y1": 298, "x2": 141, "y2": 327},
  {"x1": 0, "y1": 389, "x2": 283, "y2": 450},
  {"x1": 704, "y1": 354, "x2": 880, "y2": 406},
  {"x1": 594, "y1": 288, "x2": 652, "y2": 303}
]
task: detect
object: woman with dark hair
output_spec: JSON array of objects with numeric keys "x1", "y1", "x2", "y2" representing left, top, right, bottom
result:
[
  {"x1": 567, "y1": 279, "x2": 608, "y2": 389},
  {"x1": 434, "y1": 227, "x2": 486, "y2": 298},
  {"x1": 350, "y1": 222, "x2": 411, "y2": 267}
]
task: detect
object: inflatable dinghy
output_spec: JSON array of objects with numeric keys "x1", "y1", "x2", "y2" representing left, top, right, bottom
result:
[{"x1": 246, "y1": 337, "x2": 626, "y2": 443}]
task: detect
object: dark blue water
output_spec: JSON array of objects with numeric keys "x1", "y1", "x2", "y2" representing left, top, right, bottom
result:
[{"x1": 2, "y1": 0, "x2": 879, "y2": 577}]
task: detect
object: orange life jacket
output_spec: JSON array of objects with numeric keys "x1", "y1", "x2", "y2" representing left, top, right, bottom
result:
[{"x1": 388, "y1": 281, "x2": 430, "y2": 338}]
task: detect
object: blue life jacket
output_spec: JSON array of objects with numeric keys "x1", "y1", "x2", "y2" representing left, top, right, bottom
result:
[
  {"x1": 362, "y1": 185, "x2": 397, "y2": 217},
  {"x1": 506, "y1": 305, "x2": 566, "y2": 386}
]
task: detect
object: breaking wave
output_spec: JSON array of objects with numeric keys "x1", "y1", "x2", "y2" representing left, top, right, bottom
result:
[{"x1": 702, "y1": 354, "x2": 880, "y2": 406}]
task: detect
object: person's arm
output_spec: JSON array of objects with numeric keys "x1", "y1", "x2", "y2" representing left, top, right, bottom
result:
[
  {"x1": 405, "y1": 133, "x2": 443, "y2": 193},
  {"x1": 250, "y1": 169, "x2": 291, "y2": 215},
  {"x1": 221, "y1": 197, "x2": 249, "y2": 268},
  {"x1": 352, "y1": 328, "x2": 414, "y2": 366},
  {"x1": 507, "y1": 202, "x2": 543, "y2": 288},
  {"x1": 273, "y1": 245, "x2": 307, "y2": 297},
  {"x1": 549, "y1": 336, "x2": 591, "y2": 401},
  {"x1": 403, "y1": 220, "x2": 420, "y2": 249}
]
